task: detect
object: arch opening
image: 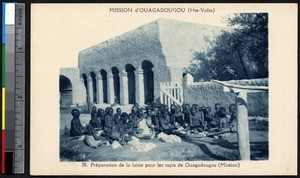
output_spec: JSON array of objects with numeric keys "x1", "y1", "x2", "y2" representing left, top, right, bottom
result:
[
  {"x1": 59, "y1": 75, "x2": 73, "y2": 106},
  {"x1": 100, "y1": 69, "x2": 108, "y2": 103},
  {"x1": 125, "y1": 64, "x2": 136, "y2": 104},
  {"x1": 112, "y1": 67, "x2": 120, "y2": 104},
  {"x1": 142, "y1": 60, "x2": 154, "y2": 104}
]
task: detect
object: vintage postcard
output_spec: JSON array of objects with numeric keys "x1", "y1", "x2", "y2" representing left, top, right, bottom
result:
[{"x1": 30, "y1": 3, "x2": 297, "y2": 175}]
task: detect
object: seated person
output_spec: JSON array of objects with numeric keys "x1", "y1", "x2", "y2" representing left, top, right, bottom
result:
[
  {"x1": 152, "y1": 112, "x2": 161, "y2": 131},
  {"x1": 203, "y1": 106, "x2": 214, "y2": 130},
  {"x1": 218, "y1": 107, "x2": 230, "y2": 132},
  {"x1": 84, "y1": 124, "x2": 109, "y2": 148},
  {"x1": 126, "y1": 113, "x2": 136, "y2": 135},
  {"x1": 210, "y1": 103, "x2": 222, "y2": 131},
  {"x1": 106, "y1": 116, "x2": 131, "y2": 145},
  {"x1": 89, "y1": 112, "x2": 102, "y2": 129},
  {"x1": 174, "y1": 105, "x2": 185, "y2": 128},
  {"x1": 97, "y1": 108, "x2": 105, "y2": 129},
  {"x1": 103, "y1": 107, "x2": 113, "y2": 132},
  {"x1": 189, "y1": 107, "x2": 206, "y2": 132},
  {"x1": 169, "y1": 104, "x2": 176, "y2": 125},
  {"x1": 90, "y1": 106, "x2": 97, "y2": 119},
  {"x1": 115, "y1": 107, "x2": 122, "y2": 118},
  {"x1": 182, "y1": 104, "x2": 191, "y2": 127},
  {"x1": 70, "y1": 109, "x2": 86, "y2": 137},
  {"x1": 159, "y1": 110, "x2": 174, "y2": 133},
  {"x1": 136, "y1": 109, "x2": 155, "y2": 139}
]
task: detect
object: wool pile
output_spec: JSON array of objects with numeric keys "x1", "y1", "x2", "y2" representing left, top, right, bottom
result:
[
  {"x1": 111, "y1": 141, "x2": 122, "y2": 149},
  {"x1": 128, "y1": 136, "x2": 156, "y2": 152},
  {"x1": 157, "y1": 132, "x2": 181, "y2": 143}
]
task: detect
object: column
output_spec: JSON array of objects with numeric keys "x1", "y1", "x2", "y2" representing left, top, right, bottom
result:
[
  {"x1": 107, "y1": 73, "x2": 115, "y2": 104},
  {"x1": 236, "y1": 90, "x2": 250, "y2": 160},
  {"x1": 80, "y1": 77, "x2": 87, "y2": 104},
  {"x1": 87, "y1": 76, "x2": 94, "y2": 104},
  {"x1": 120, "y1": 70, "x2": 128, "y2": 105},
  {"x1": 96, "y1": 74, "x2": 103, "y2": 104},
  {"x1": 136, "y1": 67, "x2": 145, "y2": 106}
]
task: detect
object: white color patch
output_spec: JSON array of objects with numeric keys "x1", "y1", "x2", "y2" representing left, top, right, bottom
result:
[{"x1": 5, "y1": 3, "x2": 15, "y2": 25}]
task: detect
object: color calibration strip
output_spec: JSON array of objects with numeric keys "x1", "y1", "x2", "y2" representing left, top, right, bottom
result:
[{"x1": 1, "y1": 3, "x2": 25, "y2": 174}]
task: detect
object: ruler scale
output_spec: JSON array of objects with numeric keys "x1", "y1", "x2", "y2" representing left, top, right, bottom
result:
[
  {"x1": 13, "y1": 3, "x2": 25, "y2": 174},
  {"x1": 1, "y1": 3, "x2": 25, "y2": 174}
]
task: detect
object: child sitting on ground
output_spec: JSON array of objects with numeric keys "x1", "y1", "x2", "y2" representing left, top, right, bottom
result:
[
  {"x1": 203, "y1": 106, "x2": 213, "y2": 130},
  {"x1": 104, "y1": 114, "x2": 131, "y2": 146},
  {"x1": 104, "y1": 107, "x2": 113, "y2": 132},
  {"x1": 84, "y1": 123, "x2": 109, "y2": 148},
  {"x1": 70, "y1": 109, "x2": 86, "y2": 137},
  {"x1": 189, "y1": 107, "x2": 206, "y2": 133},
  {"x1": 97, "y1": 108, "x2": 105, "y2": 129},
  {"x1": 136, "y1": 108, "x2": 155, "y2": 139},
  {"x1": 90, "y1": 106, "x2": 97, "y2": 119},
  {"x1": 159, "y1": 110, "x2": 174, "y2": 134},
  {"x1": 174, "y1": 105, "x2": 185, "y2": 128}
]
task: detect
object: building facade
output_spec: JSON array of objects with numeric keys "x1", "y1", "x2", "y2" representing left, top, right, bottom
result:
[{"x1": 60, "y1": 18, "x2": 223, "y2": 106}]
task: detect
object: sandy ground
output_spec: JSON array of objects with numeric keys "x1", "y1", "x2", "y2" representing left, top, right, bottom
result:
[{"x1": 60, "y1": 111, "x2": 268, "y2": 161}]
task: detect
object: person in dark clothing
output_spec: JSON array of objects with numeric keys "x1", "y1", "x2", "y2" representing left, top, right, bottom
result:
[
  {"x1": 182, "y1": 104, "x2": 190, "y2": 127},
  {"x1": 105, "y1": 113, "x2": 131, "y2": 145},
  {"x1": 97, "y1": 108, "x2": 105, "y2": 129},
  {"x1": 158, "y1": 110, "x2": 174, "y2": 133},
  {"x1": 70, "y1": 109, "x2": 86, "y2": 137},
  {"x1": 89, "y1": 114, "x2": 102, "y2": 129},
  {"x1": 203, "y1": 106, "x2": 214, "y2": 130},
  {"x1": 169, "y1": 104, "x2": 176, "y2": 126},
  {"x1": 115, "y1": 108, "x2": 122, "y2": 118},
  {"x1": 104, "y1": 107, "x2": 113, "y2": 132},
  {"x1": 126, "y1": 113, "x2": 136, "y2": 135},
  {"x1": 218, "y1": 107, "x2": 229, "y2": 132},
  {"x1": 189, "y1": 107, "x2": 206, "y2": 132},
  {"x1": 90, "y1": 106, "x2": 97, "y2": 119},
  {"x1": 174, "y1": 105, "x2": 185, "y2": 127}
]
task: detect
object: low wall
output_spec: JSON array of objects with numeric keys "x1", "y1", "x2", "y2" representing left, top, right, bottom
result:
[{"x1": 183, "y1": 78, "x2": 268, "y2": 117}]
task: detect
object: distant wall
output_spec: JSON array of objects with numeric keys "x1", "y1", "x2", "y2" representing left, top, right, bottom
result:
[{"x1": 183, "y1": 77, "x2": 268, "y2": 117}]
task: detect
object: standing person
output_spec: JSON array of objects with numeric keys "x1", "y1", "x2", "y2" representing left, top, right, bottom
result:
[{"x1": 70, "y1": 109, "x2": 86, "y2": 137}]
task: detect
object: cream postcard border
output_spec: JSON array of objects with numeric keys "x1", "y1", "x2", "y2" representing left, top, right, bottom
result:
[{"x1": 30, "y1": 3, "x2": 297, "y2": 175}]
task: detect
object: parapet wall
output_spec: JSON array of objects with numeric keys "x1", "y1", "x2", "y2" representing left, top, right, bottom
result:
[{"x1": 183, "y1": 77, "x2": 268, "y2": 117}]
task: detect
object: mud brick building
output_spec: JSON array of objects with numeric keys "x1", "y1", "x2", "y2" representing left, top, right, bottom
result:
[{"x1": 59, "y1": 18, "x2": 223, "y2": 106}]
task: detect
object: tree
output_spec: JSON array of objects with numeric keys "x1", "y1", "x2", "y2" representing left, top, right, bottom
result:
[{"x1": 188, "y1": 13, "x2": 268, "y2": 81}]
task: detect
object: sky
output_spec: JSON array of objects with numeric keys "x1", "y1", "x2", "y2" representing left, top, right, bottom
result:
[{"x1": 31, "y1": 4, "x2": 234, "y2": 68}]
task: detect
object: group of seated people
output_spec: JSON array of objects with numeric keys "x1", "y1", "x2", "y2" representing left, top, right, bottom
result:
[{"x1": 69, "y1": 102, "x2": 237, "y2": 147}]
